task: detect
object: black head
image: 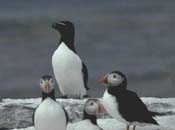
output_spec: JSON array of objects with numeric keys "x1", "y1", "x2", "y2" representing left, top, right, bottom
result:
[
  {"x1": 41, "y1": 75, "x2": 53, "y2": 81},
  {"x1": 52, "y1": 21, "x2": 75, "y2": 48},
  {"x1": 98, "y1": 71, "x2": 127, "y2": 90},
  {"x1": 52, "y1": 21, "x2": 74, "y2": 35},
  {"x1": 40, "y1": 75, "x2": 55, "y2": 100}
]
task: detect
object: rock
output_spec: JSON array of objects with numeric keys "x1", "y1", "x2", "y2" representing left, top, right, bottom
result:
[{"x1": 0, "y1": 97, "x2": 175, "y2": 129}]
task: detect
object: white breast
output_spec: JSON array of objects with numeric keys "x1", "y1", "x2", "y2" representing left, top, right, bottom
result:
[
  {"x1": 102, "y1": 90, "x2": 130, "y2": 125},
  {"x1": 52, "y1": 42, "x2": 86, "y2": 98},
  {"x1": 68, "y1": 120, "x2": 101, "y2": 130},
  {"x1": 34, "y1": 98, "x2": 66, "y2": 130}
]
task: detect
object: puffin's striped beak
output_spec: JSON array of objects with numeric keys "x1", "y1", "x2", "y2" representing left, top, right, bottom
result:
[
  {"x1": 97, "y1": 102, "x2": 106, "y2": 114},
  {"x1": 98, "y1": 76, "x2": 106, "y2": 84},
  {"x1": 45, "y1": 82, "x2": 50, "y2": 93},
  {"x1": 98, "y1": 75, "x2": 112, "y2": 86}
]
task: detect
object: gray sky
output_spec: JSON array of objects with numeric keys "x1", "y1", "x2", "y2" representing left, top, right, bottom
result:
[{"x1": 0, "y1": 0, "x2": 175, "y2": 99}]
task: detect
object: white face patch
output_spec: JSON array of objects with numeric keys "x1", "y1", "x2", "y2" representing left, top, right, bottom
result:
[
  {"x1": 107, "y1": 73, "x2": 124, "y2": 86},
  {"x1": 85, "y1": 99, "x2": 99, "y2": 115},
  {"x1": 40, "y1": 78, "x2": 55, "y2": 93}
]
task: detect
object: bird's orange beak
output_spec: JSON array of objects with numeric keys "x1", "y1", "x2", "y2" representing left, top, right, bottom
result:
[
  {"x1": 98, "y1": 103, "x2": 107, "y2": 114},
  {"x1": 98, "y1": 75, "x2": 112, "y2": 86},
  {"x1": 45, "y1": 83, "x2": 50, "y2": 93},
  {"x1": 98, "y1": 76, "x2": 106, "y2": 84}
]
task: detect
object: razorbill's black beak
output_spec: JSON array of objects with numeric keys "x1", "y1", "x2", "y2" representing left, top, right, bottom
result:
[{"x1": 52, "y1": 22, "x2": 66, "y2": 30}]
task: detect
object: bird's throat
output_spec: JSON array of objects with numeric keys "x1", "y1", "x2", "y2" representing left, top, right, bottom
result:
[{"x1": 42, "y1": 90, "x2": 56, "y2": 101}]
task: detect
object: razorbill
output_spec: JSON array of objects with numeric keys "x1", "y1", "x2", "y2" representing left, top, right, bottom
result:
[
  {"x1": 98, "y1": 71, "x2": 159, "y2": 130},
  {"x1": 69, "y1": 99, "x2": 104, "y2": 130},
  {"x1": 52, "y1": 21, "x2": 89, "y2": 99},
  {"x1": 33, "y1": 75, "x2": 68, "y2": 130}
]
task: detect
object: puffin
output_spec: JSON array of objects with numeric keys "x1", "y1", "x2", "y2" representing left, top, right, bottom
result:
[
  {"x1": 98, "y1": 71, "x2": 159, "y2": 130},
  {"x1": 69, "y1": 99, "x2": 104, "y2": 130},
  {"x1": 51, "y1": 21, "x2": 89, "y2": 99},
  {"x1": 33, "y1": 75, "x2": 68, "y2": 130}
]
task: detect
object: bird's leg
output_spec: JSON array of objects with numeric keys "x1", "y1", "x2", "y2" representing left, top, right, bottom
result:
[
  {"x1": 59, "y1": 95, "x2": 68, "y2": 99},
  {"x1": 83, "y1": 95, "x2": 89, "y2": 98},
  {"x1": 126, "y1": 125, "x2": 130, "y2": 130},
  {"x1": 133, "y1": 125, "x2": 136, "y2": 130}
]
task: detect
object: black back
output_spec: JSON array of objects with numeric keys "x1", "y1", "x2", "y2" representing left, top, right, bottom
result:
[
  {"x1": 107, "y1": 71, "x2": 158, "y2": 124},
  {"x1": 108, "y1": 87, "x2": 158, "y2": 125},
  {"x1": 82, "y1": 62, "x2": 89, "y2": 90}
]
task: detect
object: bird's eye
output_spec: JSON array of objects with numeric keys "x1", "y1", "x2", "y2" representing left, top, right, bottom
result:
[
  {"x1": 40, "y1": 79, "x2": 43, "y2": 84},
  {"x1": 113, "y1": 74, "x2": 116, "y2": 78},
  {"x1": 50, "y1": 79, "x2": 53, "y2": 83},
  {"x1": 90, "y1": 102, "x2": 94, "y2": 106}
]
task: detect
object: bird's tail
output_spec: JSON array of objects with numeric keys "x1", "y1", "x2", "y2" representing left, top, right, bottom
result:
[{"x1": 150, "y1": 111, "x2": 175, "y2": 116}]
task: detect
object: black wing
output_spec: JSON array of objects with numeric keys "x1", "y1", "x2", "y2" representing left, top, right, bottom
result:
[
  {"x1": 62, "y1": 107, "x2": 69, "y2": 125},
  {"x1": 117, "y1": 90, "x2": 158, "y2": 125},
  {"x1": 82, "y1": 62, "x2": 89, "y2": 90},
  {"x1": 32, "y1": 106, "x2": 38, "y2": 126}
]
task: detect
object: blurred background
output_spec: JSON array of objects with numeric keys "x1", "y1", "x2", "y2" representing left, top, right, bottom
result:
[{"x1": 0, "y1": 0, "x2": 175, "y2": 99}]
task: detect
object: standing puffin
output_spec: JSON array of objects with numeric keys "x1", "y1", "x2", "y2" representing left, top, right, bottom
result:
[
  {"x1": 69, "y1": 99, "x2": 104, "y2": 130},
  {"x1": 33, "y1": 75, "x2": 68, "y2": 130},
  {"x1": 98, "y1": 71, "x2": 159, "y2": 130},
  {"x1": 52, "y1": 21, "x2": 89, "y2": 99}
]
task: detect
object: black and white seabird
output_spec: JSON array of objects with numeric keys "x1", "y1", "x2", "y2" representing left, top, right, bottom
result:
[
  {"x1": 52, "y1": 21, "x2": 89, "y2": 99},
  {"x1": 69, "y1": 99, "x2": 104, "y2": 130},
  {"x1": 33, "y1": 75, "x2": 68, "y2": 130},
  {"x1": 98, "y1": 71, "x2": 159, "y2": 130}
]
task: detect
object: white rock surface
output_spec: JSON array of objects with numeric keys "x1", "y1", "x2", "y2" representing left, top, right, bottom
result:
[
  {"x1": 0, "y1": 97, "x2": 174, "y2": 130},
  {"x1": 12, "y1": 117, "x2": 175, "y2": 130}
]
